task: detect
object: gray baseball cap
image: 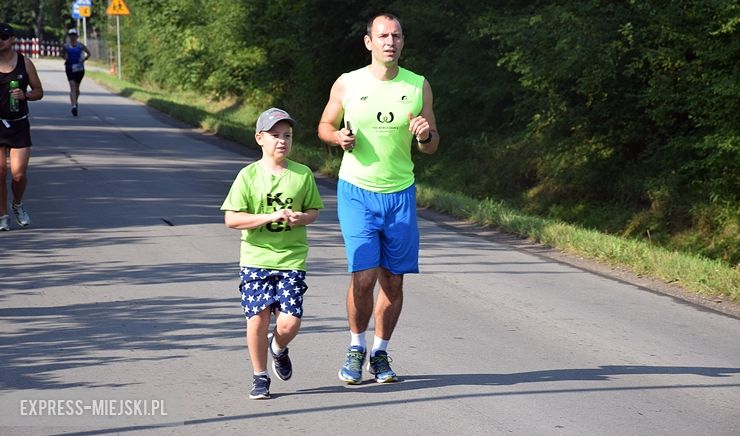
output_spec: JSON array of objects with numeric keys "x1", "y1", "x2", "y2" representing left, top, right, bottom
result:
[{"x1": 256, "y1": 108, "x2": 296, "y2": 132}]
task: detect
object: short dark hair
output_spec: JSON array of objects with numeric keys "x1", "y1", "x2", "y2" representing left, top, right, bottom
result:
[{"x1": 366, "y1": 13, "x2": 401, "y2": 37}]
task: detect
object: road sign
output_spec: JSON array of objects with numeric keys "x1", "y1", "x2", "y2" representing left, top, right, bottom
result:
[
  {"x1": 77, "y1": 0, "x2": 92, "y2": 4},
  {"x1": 71, "y1": 2, "x2": 80, "y2": 19},
  {"x1": 79, "y1": 6, "x2": 91, "y2": 17},
  {"x1": 107, "y1": 0, "x2": 131, "y2": 16}
]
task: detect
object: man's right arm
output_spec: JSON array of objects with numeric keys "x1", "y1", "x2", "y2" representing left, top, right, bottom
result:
[{"x1": 318, "y1": 76, "x2": 355, "y2": 151}]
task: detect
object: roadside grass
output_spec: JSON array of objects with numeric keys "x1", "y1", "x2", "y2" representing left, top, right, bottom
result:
[{"x1": 88, "y1": 71, "x2": 740, "y2": 302}]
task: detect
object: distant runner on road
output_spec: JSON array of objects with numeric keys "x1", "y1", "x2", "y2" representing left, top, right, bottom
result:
[{"x1": 62, "y1": 28, "x2": 90, "y2": 117}]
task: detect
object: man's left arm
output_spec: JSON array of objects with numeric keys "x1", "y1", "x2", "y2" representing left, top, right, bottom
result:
[
  {"x1": 408, "y1": 79, "x2": 439, "y2": 154},
  {"x1": 21, "y1": 57, "x2": 43, "y2": 101}
]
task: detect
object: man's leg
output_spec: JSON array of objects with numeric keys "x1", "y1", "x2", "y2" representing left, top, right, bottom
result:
[
  {"x1": 347, "y1": 268, "x2": 379, "y2": 334},
  {"x1": 69, "y1": 80, "x2": 78, "y2": 106},
  {"x1": 339, "y1": 268, "x2": 378, "y2": 383},
  {"x1": 374, "y1": 268, "x2": 404, "y2": 341},
  {"x1": 9, "y1": 147, "x2": 29, "y2": 204},
  {"x1": 0, "y1": 146, "x2": 8, "y2": 216}
]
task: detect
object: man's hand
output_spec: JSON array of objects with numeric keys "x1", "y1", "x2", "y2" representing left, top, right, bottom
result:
[
  {"x1": 335, "y1": 128, "x2": 356, "y2": 152},
  {"x1": 408, "y1": 112, "x2": 431, "y2": 142},
  {"x1": 10, "y1": 88, "x2": 26, "y2": 100}
]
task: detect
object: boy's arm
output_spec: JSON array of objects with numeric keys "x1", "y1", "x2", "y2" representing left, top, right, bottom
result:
[
  {"x1": 224, "y1": 209, "x2": 292, "y2": 230},
  {"x1": 287, "y1": 209, "x2": 319, "y2": 227}
]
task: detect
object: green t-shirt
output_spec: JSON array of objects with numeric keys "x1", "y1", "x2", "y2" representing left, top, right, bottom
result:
[
  {"x1": 339, "y1": 66, "x2": 425, "y2": 193},
  {"x1": 221, "y1": 160, "x2": 324, "y2": 270}
]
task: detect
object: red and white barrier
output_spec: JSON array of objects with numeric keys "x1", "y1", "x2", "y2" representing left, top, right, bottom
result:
[{"x1": 13, "y1": 38, "x2": 64, "y2": 58}]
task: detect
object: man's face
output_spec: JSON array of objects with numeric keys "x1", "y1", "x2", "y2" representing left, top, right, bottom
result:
[
  {"x1": 0, "y1": 33, "x2": 13, "y2": 51},
  {"x1": 364, "y1": 16, "x2": 404, "y2": 65}
]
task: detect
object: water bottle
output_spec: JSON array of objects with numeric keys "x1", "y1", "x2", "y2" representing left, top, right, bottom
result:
[{"x1": 9, "y1": 80, "x2": 19, "y2": 112}]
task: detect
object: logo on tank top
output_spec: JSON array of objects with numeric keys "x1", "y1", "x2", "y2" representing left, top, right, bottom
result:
[{"x1": 376, "y1": 112, "x2": 395, "y2": 123}]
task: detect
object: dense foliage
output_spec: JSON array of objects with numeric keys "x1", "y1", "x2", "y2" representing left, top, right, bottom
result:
[{"x1": 6, "y1": 1, "x2": 739, "y2": 265}]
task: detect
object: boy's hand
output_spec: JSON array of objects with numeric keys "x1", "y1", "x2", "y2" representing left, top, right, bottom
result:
[
  {"x1": 286, "y1": 211, "x2": 308, "y2": 226},
  {"x1": 270, "y1": 209, "x2": 292, "y2": 223}
]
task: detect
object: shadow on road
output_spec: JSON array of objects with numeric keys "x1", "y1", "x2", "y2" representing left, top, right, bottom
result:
[
  {"x1": 0, "y1": 296, "x2": 242, "y2": 390},
  {"x1": 51, "y1": 365, "x2": 740, "y2": 435}
]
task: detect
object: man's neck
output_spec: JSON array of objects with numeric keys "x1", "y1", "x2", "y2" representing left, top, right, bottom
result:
[
  {"x1": 368, "y1": 62, "x2": 399, "y2": 81},
  {"x1": 0, "y1": 49, "x2": 16, "y2": 64}
]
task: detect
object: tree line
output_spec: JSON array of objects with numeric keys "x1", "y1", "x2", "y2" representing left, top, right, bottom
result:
[{"x1": 5, "y1": 1, "x2": 739, "y2": 264}]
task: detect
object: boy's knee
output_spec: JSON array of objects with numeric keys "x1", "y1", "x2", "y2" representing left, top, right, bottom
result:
[{"x1": 277, "y1": 313, "x2": 301, "y2": 331}]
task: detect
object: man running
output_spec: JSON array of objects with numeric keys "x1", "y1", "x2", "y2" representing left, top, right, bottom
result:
[
  {"x1": 0, "y1": 23, "x2": 44, "y2": 231},
  {"x1": 62, "y1": 28, "x2": 89, "y2": 117},
  {"x1": 318, "y1": 13, "x2": 439, "y2": 383}
]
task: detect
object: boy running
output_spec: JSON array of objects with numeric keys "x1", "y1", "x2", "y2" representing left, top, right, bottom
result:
[{"x1": 222, "y1": 108, "x2": 324, "y2": 399}]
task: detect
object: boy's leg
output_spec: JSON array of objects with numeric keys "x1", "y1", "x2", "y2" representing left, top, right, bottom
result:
[
  {"x1": 269, "y1": 312, "x2": 299, "y2": 381},
  {"x1": 273, "y1": 312, "x2": 301, "y2": 349},
  {"x1": 246, "y1": 310, "x2": 270, "y2": 373}
]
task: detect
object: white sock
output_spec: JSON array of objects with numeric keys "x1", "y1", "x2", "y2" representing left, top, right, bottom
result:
[
  {"x1": 371, "y1": 336, "x2": 389, "y2": 357},
  {"x1": 254, "y1": 370, "x2": 268, "y2": 377},
  {"x1": 350, "y1": 331, "x2": 366, "y2": 350},
  {"x1": 270, "y1": 335, "x2": 285, "y2": 355}
]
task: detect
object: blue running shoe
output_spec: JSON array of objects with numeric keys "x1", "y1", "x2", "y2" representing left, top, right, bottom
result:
[
  {"x1": 249, "y1": 375, "x2": 271, "y2": 400},
  {"x1": 338, "y1": 346, "x2": 366, "y2": 384},
  {"x1": 269, "y1": 334, "x2": 292, "y2": 381},
  {"x1": 367, "y1": 350, "x2": 398, "y2": 383}
]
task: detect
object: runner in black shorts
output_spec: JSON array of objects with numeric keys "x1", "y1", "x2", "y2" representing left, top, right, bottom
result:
[
  {"x1": 62, "y1": 28, "x2": 89, "y2": 117},
  {"x1": 0, "y1": 23, "x2": 44, "y2": 231}
]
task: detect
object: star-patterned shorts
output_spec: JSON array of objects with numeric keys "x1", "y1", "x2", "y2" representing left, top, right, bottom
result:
[{"x1": 238, "y1": 267, "x2": 308, "y2": 319}]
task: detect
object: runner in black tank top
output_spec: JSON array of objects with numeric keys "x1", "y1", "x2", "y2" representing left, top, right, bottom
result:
[{"x1": 0, "y1": 23, "x2": 44, "y2": 230}]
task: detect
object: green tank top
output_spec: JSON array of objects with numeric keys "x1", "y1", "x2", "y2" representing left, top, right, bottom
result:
[{"x1": 339, "y1": 66, "x2": 424, "y2": 193}]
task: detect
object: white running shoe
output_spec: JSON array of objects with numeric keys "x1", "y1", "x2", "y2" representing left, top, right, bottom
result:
[
  {"x1": 0, "y1": 214, "x2": 9, "y2": 231},
  {"x1": 12, "y1": 202, "x2": 30, "y2": 227}
]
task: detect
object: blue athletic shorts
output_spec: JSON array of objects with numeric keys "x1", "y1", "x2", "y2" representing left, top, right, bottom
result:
[
  {"x1": 238, "y1": 267, "x2": 308, "y2": 319},
  {"x1": 337, "y1": 179, "x2": 419, "y2": 275}
]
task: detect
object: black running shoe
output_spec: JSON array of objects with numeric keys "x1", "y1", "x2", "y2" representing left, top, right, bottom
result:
[
  {"x1": 72, "y1": 106, "x2": 78, "y2": 116},
  {"x1": 269, "y1": 334, "x2": 293, "y2": 381},
  {"x1": 249, "y1": 375, "x2": 271, "y2": 400}
]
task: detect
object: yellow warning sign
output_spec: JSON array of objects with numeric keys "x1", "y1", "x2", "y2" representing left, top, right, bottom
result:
[
  {"x1": 106, "y1": 0, "x2": 131, "y2": 16},
  {"x1": 79, "y1": 6, "x2": 92, "y2": 17}
]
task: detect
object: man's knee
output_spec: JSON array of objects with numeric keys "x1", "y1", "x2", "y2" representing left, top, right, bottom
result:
[
  {"x1": 351, "y1": 269, "x2": 379, "y2": 294},
  {"x1": 11, "y1": 172, "x2": 26, "y2": 184}
]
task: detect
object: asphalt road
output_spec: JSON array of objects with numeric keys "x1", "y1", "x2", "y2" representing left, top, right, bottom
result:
[{"x1": 1, "y1": 59, "x2": 739, "y2": 435}]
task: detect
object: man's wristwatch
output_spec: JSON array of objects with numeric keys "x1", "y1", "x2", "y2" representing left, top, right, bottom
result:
[{"x1": 418, "y1": 131, "x2": 433, "y2": 144}]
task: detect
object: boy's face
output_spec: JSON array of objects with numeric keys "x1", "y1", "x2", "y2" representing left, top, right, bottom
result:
[{"x1": 256, "y1": 121, "x2": 293, "y2": 161}]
